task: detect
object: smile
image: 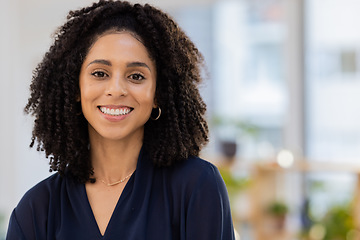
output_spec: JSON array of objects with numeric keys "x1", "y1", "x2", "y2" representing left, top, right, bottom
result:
[{"x1": 99, "y1": 106, "x2": 133, "y2": 116}]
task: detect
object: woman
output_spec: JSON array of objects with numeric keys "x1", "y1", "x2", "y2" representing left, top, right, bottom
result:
[{"x1": 6, "y1": 1, "x2": 235, "y2": 239}]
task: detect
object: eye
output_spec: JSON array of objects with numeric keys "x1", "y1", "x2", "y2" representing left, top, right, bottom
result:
[
  {"x1": 129, "y1": 73, "x2": 145, "y2": 81},
  {"x1": 91, "y1": 70, "x2": 108, "y2": 79}
]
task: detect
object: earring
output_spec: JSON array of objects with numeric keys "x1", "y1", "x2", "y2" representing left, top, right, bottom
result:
[{"x1": 151, "y1": 107, "x2": 161, "y2": 120}]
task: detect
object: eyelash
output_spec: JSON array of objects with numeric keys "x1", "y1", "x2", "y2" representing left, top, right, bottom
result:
[
  {"x1": 129, "y1": 73, "x2": 145, "y2": 81},
  {"x1": 91, "y1": 70, "x2": 108, "y2": 79},
  {"x1": 90, "y1": 70, "x2": 145, "y2": 81}
]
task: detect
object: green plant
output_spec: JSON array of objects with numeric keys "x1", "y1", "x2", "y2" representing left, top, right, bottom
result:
[
  {"x1": 322, "y1": 203, "x2": 355, "y2": 240},
  {"x1": 212, "y1": 115, "x2": 259, "y2": 137},
  {"x1": 218, "y1": 168, "x2": 250, "y2": 196},
  {"x1": 267, "y1": 201, "x2": 289, "y2": 217},
  {"x1": 301, "y1": 202, "x2": 357, "y2": 240}
]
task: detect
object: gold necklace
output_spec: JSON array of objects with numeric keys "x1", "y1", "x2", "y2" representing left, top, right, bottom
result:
[{"x1": 100, "y1": 171, "x2": 135, "y2": 186}]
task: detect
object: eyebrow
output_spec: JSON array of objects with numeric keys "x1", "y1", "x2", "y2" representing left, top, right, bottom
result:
[
  {"x1": 127, "y1": 61, "x2": 151, "y2": 72},
  {"x1": 87, "y1": 59, "x2": 111, "y2": 67},
  {"x1": 87, "y1": 60, "x2": 152, "y2": 72}
]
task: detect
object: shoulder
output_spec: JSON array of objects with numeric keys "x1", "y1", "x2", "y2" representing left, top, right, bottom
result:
[
  {"x1": 173, "y1": 156, "x2": 222, "y2": 179},
  {"x1": 13, "y1": 173, "x2": 65, "y2": 222},
  {"x1": 18, "y1": 173, "x2": 63, "y2": 206},
  {"x1": 9, "y1": 173, "x2": 66, "y2": 238},
  {"x1": 167, "y1": 156, "x2": 226, "y2": 196},
  {"x1": 170, "y1": 158, "x2": 235, "y2": 239},
  {"x1": 173, "y1": 156, "x2": 220, "y2": 177}
]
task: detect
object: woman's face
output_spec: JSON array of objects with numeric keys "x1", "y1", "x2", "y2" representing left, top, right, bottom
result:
[{"x1": 79, "y1": 32, "x2": 157, "y2": 142}]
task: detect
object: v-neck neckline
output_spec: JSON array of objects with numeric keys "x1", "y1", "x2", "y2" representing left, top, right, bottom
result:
[
  {"x1": 82, "y1": 172, "x2": 135, "y2": 238},
  {"x1": 80, "y1": 147, "x2": 147, "y2": 238}
]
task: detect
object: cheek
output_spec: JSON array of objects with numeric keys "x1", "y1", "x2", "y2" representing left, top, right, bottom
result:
[
  {"x1": 145, "y1": 86, "x2": 156, "y2": 108},
  {"x1": 79, "y1": 79, "x2": 98, "y2": 116},
  {"x1": 135, "y1": 81, "x2": 156, "y2": 106},
  {"x1": 79, "y1": 79, "x2": 97, "y2": 102},
  {"x1": 148, "y1": 79, "x2": 157, "y2": 105},
  {"x1": 80, "y1": 85, "x2": 90, "y2": 102}
]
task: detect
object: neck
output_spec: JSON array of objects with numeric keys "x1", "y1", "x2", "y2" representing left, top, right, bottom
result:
[{"x1": 88, "y1": 130, "x2": 142, "y2": 183}]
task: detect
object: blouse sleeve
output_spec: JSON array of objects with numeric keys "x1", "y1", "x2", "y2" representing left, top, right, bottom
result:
[
  {"x1": 185, "y1": 163, "x2": 235, "y2": 240},
  {"x1": 6, "y1": 210, "x2": 27, "y2": 240},
  {"x1": 6, "y1": 176, "x2": 52, "y2": 240}
]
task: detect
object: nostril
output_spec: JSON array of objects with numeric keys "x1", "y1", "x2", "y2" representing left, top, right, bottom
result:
[{"x1": 105, "y1": 81, "x2": 127, "y2": 96}]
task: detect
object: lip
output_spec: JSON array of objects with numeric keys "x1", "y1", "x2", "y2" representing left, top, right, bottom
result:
[{"x1": 97, "y1": 105, "x2": 134, "y2": 122}]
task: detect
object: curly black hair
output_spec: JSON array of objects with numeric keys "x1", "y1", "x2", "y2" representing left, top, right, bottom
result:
[{"x1": 25, "y1": 0, "x2": 209, "y2": 183}]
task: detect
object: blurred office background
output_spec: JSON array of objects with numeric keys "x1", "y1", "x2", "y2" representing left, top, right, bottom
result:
[{"x1": 2, "y1": 0, "x2": 360, "y2": 239}]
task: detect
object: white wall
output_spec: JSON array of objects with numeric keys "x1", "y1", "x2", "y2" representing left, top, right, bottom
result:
[{"x1": 0, "y1": 0, "x2": 18, "y2": 234}]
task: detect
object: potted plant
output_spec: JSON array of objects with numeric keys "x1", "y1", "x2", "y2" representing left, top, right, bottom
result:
[
  {"x1": 267, "y1": 200, "x2": 289, "y2": 230},
  {"x1": 211, "y1": 115, "x2": 259, "y2": 158}
]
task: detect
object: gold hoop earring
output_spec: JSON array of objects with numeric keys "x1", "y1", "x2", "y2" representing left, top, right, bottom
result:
[{"x1": 151, "y1": 107, "x2": 161, "y2": 121}]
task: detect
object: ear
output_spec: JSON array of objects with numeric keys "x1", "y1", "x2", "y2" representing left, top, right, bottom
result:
[{"x1": 76, "y1": 95, "x2": 81, "y2": 102}]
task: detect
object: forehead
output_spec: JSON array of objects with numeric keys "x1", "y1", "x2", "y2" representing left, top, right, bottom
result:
[
  {"x1": 81, "y1": 32, "x2": 157, "y2": 79},
  {"x1": 86, "y1": 32, "x2": 150, "y2": 59},
  {"x1": 92, "y1": 29, "x2": 145, "y2": 47}
]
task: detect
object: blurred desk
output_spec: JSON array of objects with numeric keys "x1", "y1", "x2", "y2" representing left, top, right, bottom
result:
[
  {"x1": 251, "y1": 159, "x2": 360, "y2": 240},
  {"x1": 204, "y1": 154, "x2": 360, "y2": 240}
]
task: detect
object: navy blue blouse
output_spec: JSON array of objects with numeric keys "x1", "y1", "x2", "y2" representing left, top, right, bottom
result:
[{"x1": 6, "y1": 149, "x2": 235, "y2": 239}]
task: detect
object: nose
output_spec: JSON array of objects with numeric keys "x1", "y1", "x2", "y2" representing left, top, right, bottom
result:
[{"x1": 106, "y1": 75, "x2": 127, "y2": 97}]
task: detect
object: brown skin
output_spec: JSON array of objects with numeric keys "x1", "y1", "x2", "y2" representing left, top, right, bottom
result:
[{"x1": 79, "y1": 32, "x2": 157, "y2": 235}]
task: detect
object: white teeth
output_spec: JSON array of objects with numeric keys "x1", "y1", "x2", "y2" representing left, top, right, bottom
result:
[{"x1": 100, "y1": 107, "x2": 131, "y2": 116}]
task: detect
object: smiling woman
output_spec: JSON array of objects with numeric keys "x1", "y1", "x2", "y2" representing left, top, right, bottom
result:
[
  {"x1": 79, "y1": 33, "x2": 157, "y2": 145},
  {"x1": 6, "y1": 1, "x2": 235, "y2": 239}
]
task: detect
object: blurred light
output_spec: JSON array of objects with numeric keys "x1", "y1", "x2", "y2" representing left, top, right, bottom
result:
[
  {"x1": 347, "y1": 229, "x2": 360, "y2": 240},
  {"x1": 309, "y1": 223, "x2": 326, "y2": 240},
  {"x1": 276, "y1": 149, "x2": 294, "y2": 168}
]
